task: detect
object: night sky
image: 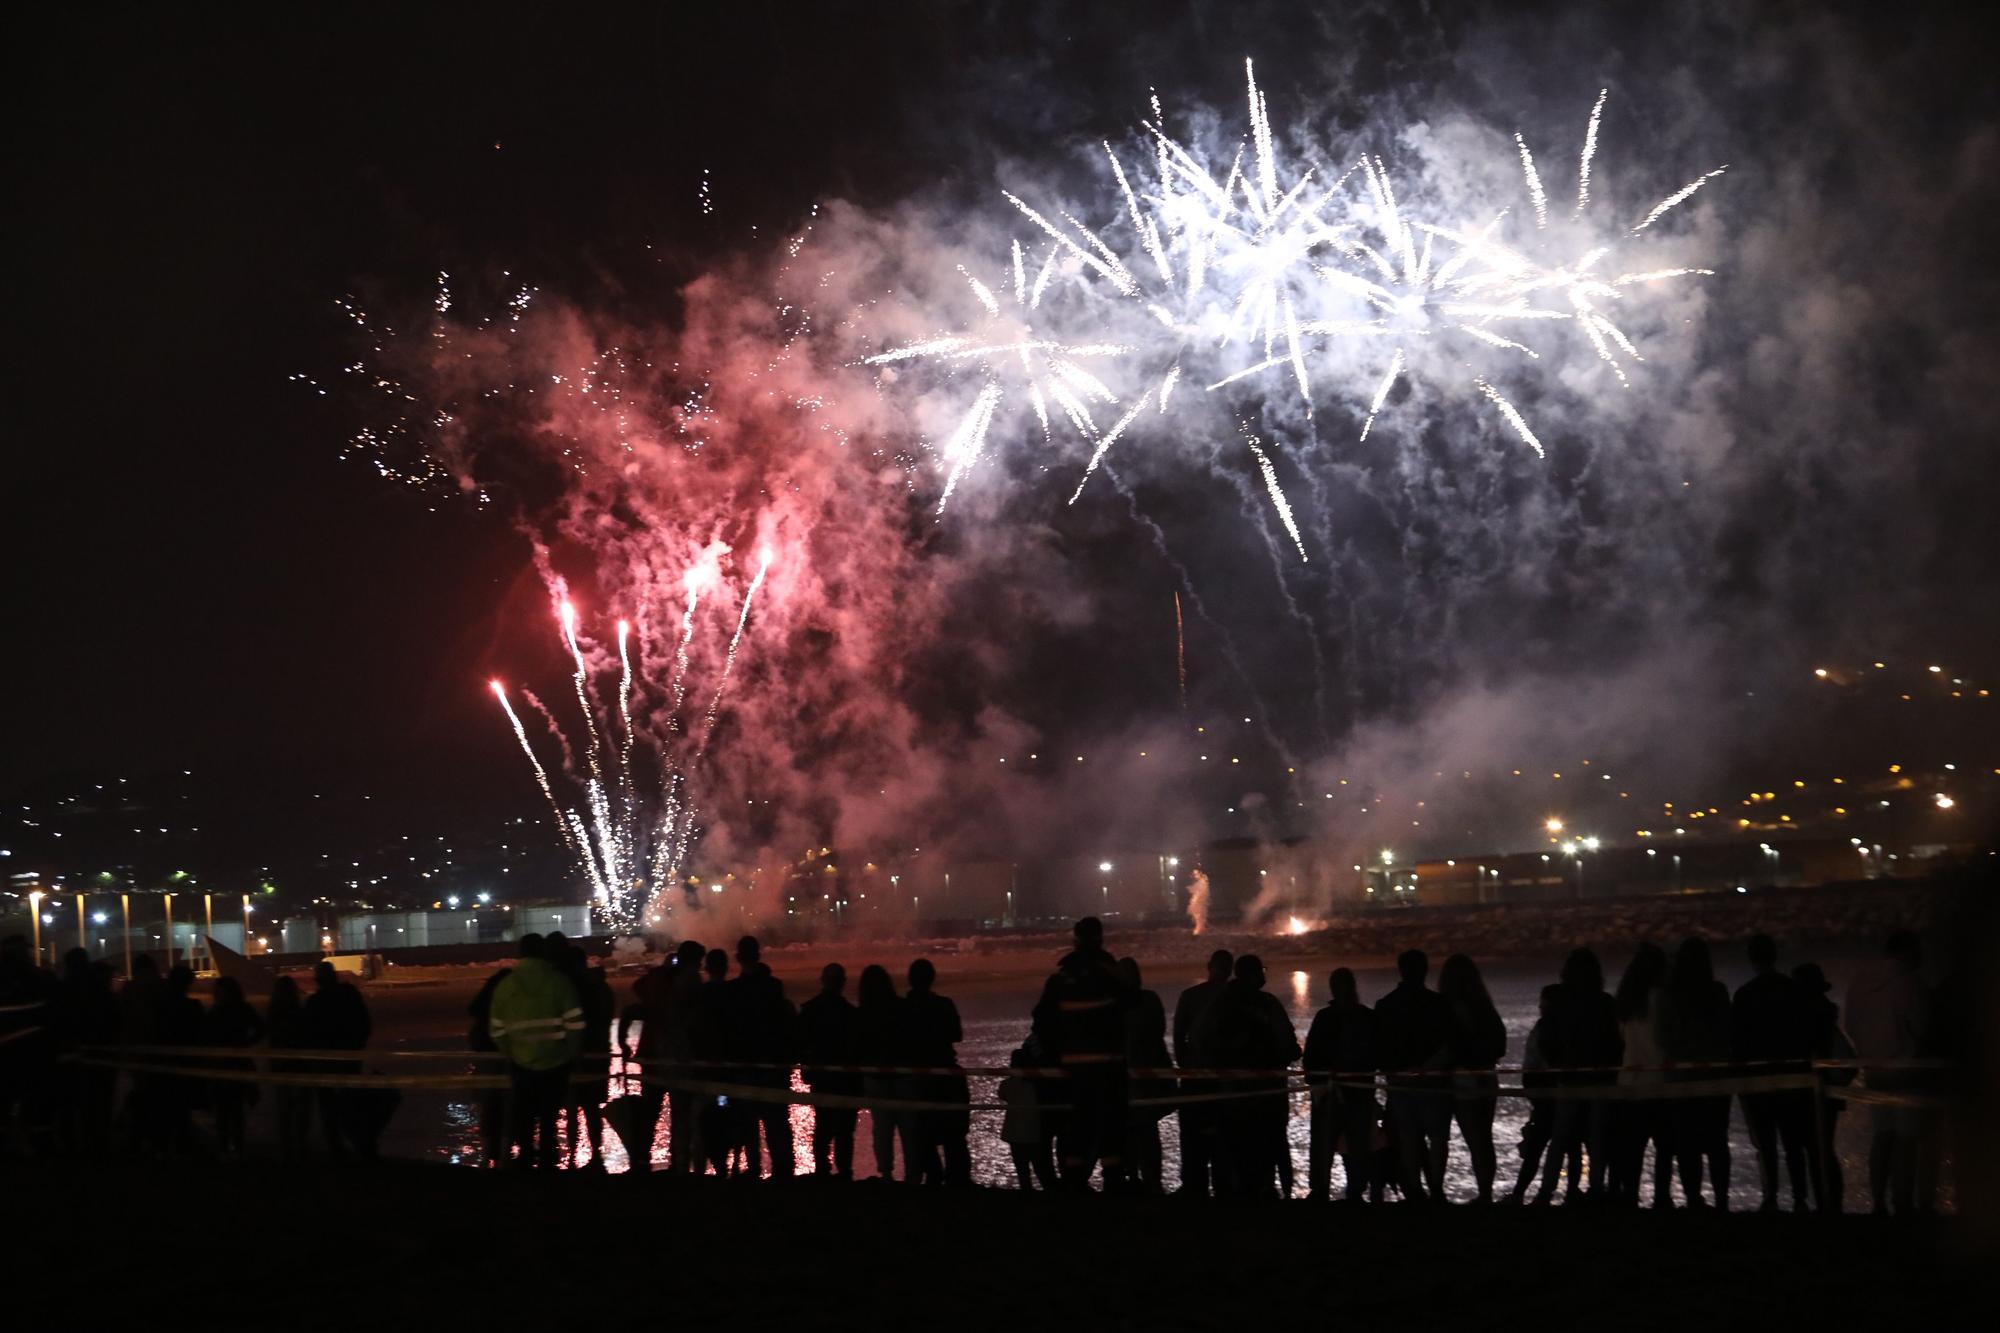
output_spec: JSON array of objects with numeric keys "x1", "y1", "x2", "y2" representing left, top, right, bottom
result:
[{"x1": 14, "y1": 3, "x2": 2000, "y2": 883}]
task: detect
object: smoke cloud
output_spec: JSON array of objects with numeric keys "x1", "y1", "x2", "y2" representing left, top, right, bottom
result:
[{"x1": 333, "y1": 2, "x2": 1999, "y2": 910}]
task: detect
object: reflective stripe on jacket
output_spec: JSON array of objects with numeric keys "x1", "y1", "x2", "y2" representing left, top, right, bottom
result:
[{"x1": 490, "y1": 957, "x2": 585, "y2": 1071}]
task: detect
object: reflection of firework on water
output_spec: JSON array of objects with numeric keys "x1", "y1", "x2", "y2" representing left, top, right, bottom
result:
[
  {"x1": 489, "y1": 567, "x2": 771, "y2": 935},
  {"x1": 871, "y1": 63, "x2": 1723, "y2": 536}
]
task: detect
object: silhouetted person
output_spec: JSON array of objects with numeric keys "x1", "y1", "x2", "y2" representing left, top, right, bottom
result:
[
  {"x1": 1611, "y1": 943, "x2": 1673, "y2": 1207},
  {"x1": 1195, "y1": 954, "x2": 1299, "y2": 1198},
  {"x1": 265, "y1": 975, "x2": 312, "y2": 1158},
  {"x1": 631, "y1": 939, "x2": 706, "y2": 1173},
  {"x1": 728, "y1": 935, "x2": 798, "y2": 1178},
  {"x1": 0, "y1": 937, "x2": 60, "y2": 1152},
  {"x1": 854, "y1": 964, "x2": 905, "y2": 1179},
  {"x1": 1032, "y1": 918, "x2": 1131, "y2": 1190},
  {"x1": 489, "y1": 934, "x2": 582, "y2": 1169},
  {"x1": 154, "y1": 963, "x2": 205, "y2": 1154},
  {"x1": 551, "y1": 934, "x2": 615, "y2": 1168},
  {"x1": 695, "y1": 948, "x2": 741, "y2": 1175},
  {"x1": 112, "y1": 954, "x2": 166, "y2": 1152},
  {"x1": 204, "y1": 975, "x2": 264, "y2": 1157},
  {"x1": 799, "y1": 962, "x2": 860, "y2": 1178},
  {"x1": 55, "y1": 948, "x2": 118, "y2": 1154},
  {"x1": 999, "y1": 1038, "x2": 1058, "y2": 1189},
  {"x1": 1539, "y1": 947, "x2": 1621, "y2": 1201},
  {"x1": 305, "y1": 959, "x2": 372, "y2": 1157},
  {"x1": 1120, "y1": 957, "x2": 1171, "y2": 1192},
  {"x1": 1845, "y1": 930, "x2": 1930, "y2": 1214},
  {"x1": 1375, "y1": 948, "x2": 1451, "y2": 1202},
  {"x1": 1794, "y1": 961, "x2": 1854, "y2": 1213},
  {"x1": 1733, "y1": 933, "x2": 1813, "y2": 1210},
  {"x1": 1171, "y1": 948, "x2": 1232, "y2": 1196},
  {"x1": 1506, "y1": 985, "x2": 1563, "y2": 1204},
  {"x1": 1304, "y1": 967, "x2": 1379, "y2": 1202},
  {"x1": 903, "y1": 958, "x2": 971, "y2": 1186},
  {"x1": 1658, "y1": 937, "x2": 1732, "y2": 1209},
  {"x1": 1440, "y1": 954, "x2": 1506, "y2": 1203},
  {"x1": 468, "y1": 964, "x2": 513, "y2": 1167}
]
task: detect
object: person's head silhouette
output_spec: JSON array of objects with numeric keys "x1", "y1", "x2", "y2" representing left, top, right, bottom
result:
[
  {"x1": 313, "y1": 960, "x2": 338, "y2": 991},
  {"x1": 518, "y1": 933, "x2": 545, "y2": 960},
  {"x1": 1561, "y1": 947, "x2": 1604, "y2": 991},
  {"x1": 1207, "y1": 948, "x2": 1233, "y2": 984},
  {"x1": 1746, "y1": 933, "x2": 1779, "y2": 974},
  {"x1": 738, "y1": 935, "x2": 762, "y2": 967},
  {"x1": 1397, "y1": 949, "x2": 1428, "y2": 986},
  {"x1": 908, "y1": 958, "x2": 936, "y2": 993},
  {"x1": 1329, "y1": 967, "x2": 1358, "y2": 1006},
  {"x1": 1074, "y1": 917, "x2": 1104, "y2": 952},
  {"x1": 704, "y1": 948, "x2": 728, "y2": 981},
  {"x1": 1234, "y1": 955, "x2": 1266, "y2": 990},
  {"x1": 820, "y1": 962, "x2": 846, "y2": 996}
]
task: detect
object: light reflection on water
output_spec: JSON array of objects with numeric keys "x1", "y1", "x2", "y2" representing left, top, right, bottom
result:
[{"x1": 409, "y1": 962, "x2": 1885, "y2": 1207}]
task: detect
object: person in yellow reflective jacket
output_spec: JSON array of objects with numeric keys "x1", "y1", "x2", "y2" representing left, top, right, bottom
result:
[{"x1": 489, "y1": 933, "x2": 583, "y2": 1168}]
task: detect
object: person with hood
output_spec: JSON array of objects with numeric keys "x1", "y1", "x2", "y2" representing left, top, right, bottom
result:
[
  {"x1": 1171, "y1": 948, "x2": 1233, "y2": 1196},
  {"x1": 1032, "y1": 918, "x2": 1131, "y2": 1190},
  {"x1": 1303, "y1": 967, "x2": 1378, "y2": 1202},
  {"x1": 1793, "y1": 961, "x2": 1855, "y2": 1213},
  {"x1": 1194, "y1": 954, "x2": 1300, "y2": 1198},
  {"x1": 489, "y1": 933, "x2": 583, "y2": 1168},
  {"x1": 1844, "y1": 931, "x2": 1931, "y2": 1214}
]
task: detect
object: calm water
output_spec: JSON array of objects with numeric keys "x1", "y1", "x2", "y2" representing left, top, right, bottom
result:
[{"x1": 387, "y1": 958, "x2": 1915, "y2": 1210}]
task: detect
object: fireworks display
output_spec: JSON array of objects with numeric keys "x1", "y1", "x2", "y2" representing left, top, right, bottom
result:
[
  {"x1": 322, "y1": 59, "x2": 1733, "y2": 920},
  {"x1": 488, "y1": 568, "x2": 770, "y2": 935},
  {"x1": 871, "y1": 62, "x2": 1722, "y2": 545}
]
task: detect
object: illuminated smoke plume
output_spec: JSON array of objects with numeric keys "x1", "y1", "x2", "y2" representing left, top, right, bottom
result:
[{"x1": 1185, "y1": 868, "x2": 1211, "y2": 936}]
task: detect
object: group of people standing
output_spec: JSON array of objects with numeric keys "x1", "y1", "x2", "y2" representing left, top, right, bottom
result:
[
  {"x1": 0, "y1": 939, "x2": 376, "y2": 1158},
  {"x1": 3, "y1": 919, "x2": 1951, "y2": 1213}
]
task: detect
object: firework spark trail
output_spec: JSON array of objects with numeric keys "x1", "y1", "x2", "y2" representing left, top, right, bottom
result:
[
  {"x1": 1243, "y1": 427, "x2": 1307, "y2": 561},
  {"x1": 1173, "y1": 589, "x2": 1187, "y2": 710},
  {"x1": 666, "y1": 587, "x2": 700, "y2": 730},
  {"x1": 1576, "y1": 88, "x2": 1607, "y2": 213},
  {"x1": 1358, "y1": 347, "x2": 1404, "y2": 442},
  {"x1": 1631, "y1": 168, "x2": 1728, "y2": 235},
  {"x1": 1514, "y1": 133, "x2": 1549, "y2": 228},
  {"x1": 520, "y1": 689, "x2": 577, "y2": 771},
  {"x1": 1473, "y1": 377, "x2": 1545, "y2": 457},
  {"x1": 558, "y1": 599, "x2": 604, "y2": 783},
  {"x1": 698, "y1": 550, "x2": 772, "y2": 755},
  {"x1": 1068, "y1": 390, "x2": 1152, "y2": 503},
  {"x1": 491, "y1": 681, "x2": 570, "y2": 838},
  {"x1": 935, "y1": 382, "x2": 1002, "y2": 514}
]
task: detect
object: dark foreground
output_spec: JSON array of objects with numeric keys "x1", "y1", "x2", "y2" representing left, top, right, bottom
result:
[{"x1": 11, "y1": 1163, "x2": 1974, "y2": 1329}]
